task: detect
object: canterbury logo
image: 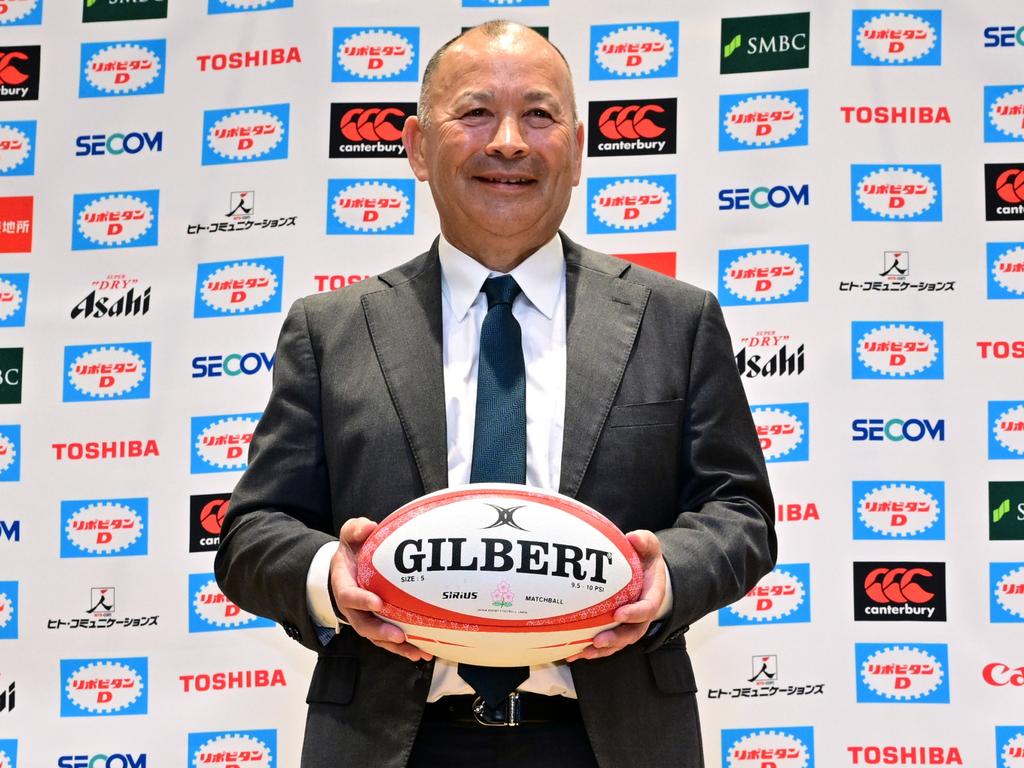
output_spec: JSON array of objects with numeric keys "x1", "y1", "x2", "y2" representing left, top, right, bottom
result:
[
  {"x1": 0, "y1": 52, "x2": 30, "y2": 85},
  {"x1": 995, "y1": 168, "x2": 1024, "y2": 204},
  {"x1": 339, "y1": 107, "x2": 405, "y2": 142},
  {"x1": 863, "y1": 567, "x2": 934, "y2": 604},
  {"x1": 480, "y1": 504, "x2": 528, "y2": 531},
  {"x1": 597, "y1": 104, "x2": 667, "y2": 140}
]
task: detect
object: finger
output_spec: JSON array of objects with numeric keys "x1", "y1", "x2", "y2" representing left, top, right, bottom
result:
[
  {"x1": 590, "y1": 621, "x2": 648, "y2": 651},
  {"x1": 339, "y1": 517, "x2": 378, "y2": 546},
  {"x1": 625, "y1": 530, "x2": 662, "y2": 564},
  {"x1": 613, "y1": 597, "x2": 660, "y2": 624},
  {"x1": 372, "y1": 639, "x2": 434, "y2": 663},
  {"x1": 334, "y1": 583, "x2": 384, "y2": 614},
  {"x1": 346, "y1": 608, "x2": 407, "y2": 645}
]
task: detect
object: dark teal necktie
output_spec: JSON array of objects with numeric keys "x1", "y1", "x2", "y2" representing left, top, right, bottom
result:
[{"x1": 459, "y1": 274, "x2": 530, "y2": 707}]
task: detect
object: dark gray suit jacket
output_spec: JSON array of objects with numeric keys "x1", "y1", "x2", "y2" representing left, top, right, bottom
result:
[{"x1": 214, "y1": 233, "x2": 776, "y2": 768}]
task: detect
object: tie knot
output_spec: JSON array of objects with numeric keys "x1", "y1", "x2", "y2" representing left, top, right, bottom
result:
[{"x1": 482, "y1": 275, "x2": 521, "y2": 308}]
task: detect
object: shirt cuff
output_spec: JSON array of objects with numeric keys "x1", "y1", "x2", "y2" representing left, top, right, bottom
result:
[{"x1": 306, "y1": 540, "x2": 341, "y2": 633}]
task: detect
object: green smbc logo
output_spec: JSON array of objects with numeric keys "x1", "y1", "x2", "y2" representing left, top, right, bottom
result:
[
  {"x1": 83, "y1": 0, "x2": 167, "y2": 22},
  {"x1": 990, "y1": 482, "x2": 1024, "y2": 540},
  {"x1": 720, "y1": 12, "x2": 810, "y2": 74}
]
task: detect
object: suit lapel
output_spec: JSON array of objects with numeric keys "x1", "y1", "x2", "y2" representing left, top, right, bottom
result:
[
  {"x1": 361, "y1": 243, "x2": 449, "y2": 494},
  {"x1": 559, "y1": 235, "x2": 651, "y2": 498}
]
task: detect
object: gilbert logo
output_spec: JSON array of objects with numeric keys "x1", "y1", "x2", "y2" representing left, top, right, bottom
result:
[
  {"x1": 63, "y1": 342, "x2": 151, "y2": 402},
  {"x1": 985, "y1": 86, "x2": 1024, "y2": 143},
  {"x1": 329, "y1": 103, "x2": 414, "y2": 158},
  {"x1": 986, "y1": 163, "x2": 1024, "y2": 221},
  {"x1": 990, "y1": 401, "x2": 1024, "y2": 459},
  {"x1": 851, "y1": 164, "x2": 942, "y2": 221},
  {"x1": 0, "y1": 0, "x2": 41, "y2": 26},
  {"x1": 589, "y1": 22, "x2": 679, "y2": 80},
  {"x1": 719, "y1": 90, "x2": 808, "y2": 151},
  {"x1": 188, "y1": 730, "x2": 276, "y2": 768},
  {"x1": 0, "y1": 121, "x2": 34, "y2": 176},
  {"x1": 0, "y1": 425, "x2": 20, "y2": 482},
  {"x1": 852, "y1": 10, "x2": 942, "y2": 66},
  {"x1": 332, "y1": 27, "x2": 418, "y2": 82},
  {"x1": 190, "y1": 412, "x2": 261, "y2": 473},
  {"x1": 326, "y1": 179, "x2": 415, "y2": 235},
  {"x1": 0, "y1": 581, "x2": 16, "y2": 639},
  {"x1": 587, "y1": 175, "x2": 675, "y2": 234},
  {"x1": 61, "y1": 657, "x2": 147, "y2": 717},
  {"x1": 60, "y1": 498, "x2": 148, "y2": 558},
  {"x1": 189, "y1": 573, "x2": 274, "y2": 632},
  {"x1": 750, "y1": 403, "x2": 809, "y2": 463},
  {"x1": 587, "y1": 98, "x2": 676, "y2": 157},
  {"x1": 79, "y1": 40, "x2": 165, "y2": 98},
  {"x1": 71, "y1": 190, "x2": 159, "y2": 250},
  {"x1": 719, "y1": 563, "x2": 810, "y2": 625},
  {"x1": 209, "y1": 0, "x2": 292, "y2": 13},
  {"x1": 718, "y1": 245, "x2": 809, "y2": 306},
  {"x1": 202, "y1": 104, "x2": 289, "y2": 165},
  {"x1": 0, "y1": 273, "x2": 28, "y2": 327},
  {"x1": 0, "y1": 46, "x2": 40, "y2": 101},
  {"x1": 194, "y1": 256, "x2": 283, "y2": 318},
  {"x1": 852, "y1": 321, "x2": 943, "y2": 379},
  {"x1": 853, "y1": 481, "x2": 945, "y2": 540},
  {"x1": 997, "y1": 727, "x2": 1024, "y2": 768},
  {"x1": 855, "y1": 643, "x2": 949, "y2": 703},
  {"x1": 991, "y1": 562, "x2": 1024, "y2": 622},
  {"x1": 988, "y1": 243, "x2": 1024, "y2": 299},
  {"x1": 720, "y1": 727, "x2": 815, "y2": 768}
]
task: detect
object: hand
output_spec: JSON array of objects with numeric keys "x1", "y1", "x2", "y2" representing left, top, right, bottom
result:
[
  {"x1": 329, "y1": 517, "x2": 433, "y2": 663},
  {"x1": 567, "y1": 529, "x2": 667, "y2": 662}
]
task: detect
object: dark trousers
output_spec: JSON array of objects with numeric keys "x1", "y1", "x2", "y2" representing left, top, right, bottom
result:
[{"x1": 408, "y1": 715, "x2": 600, "y2": 768}]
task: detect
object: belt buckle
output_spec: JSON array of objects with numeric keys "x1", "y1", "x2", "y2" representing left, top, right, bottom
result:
[{"x1": 472, "y1": 692, "x2": 520, "y2": 727}]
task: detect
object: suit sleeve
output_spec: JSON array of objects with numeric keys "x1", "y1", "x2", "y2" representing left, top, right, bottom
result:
[
  {"x1": 648, "y1": 290, "x2": 777, "y2": 646},
  {"x1": 214, "y1": 297, "x2": 338, "y2": 652}
]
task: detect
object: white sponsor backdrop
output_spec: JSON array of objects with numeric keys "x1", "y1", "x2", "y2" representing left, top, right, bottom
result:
[{"x1": 1, "y1": 0, "x2": 1022, "y2": 766}]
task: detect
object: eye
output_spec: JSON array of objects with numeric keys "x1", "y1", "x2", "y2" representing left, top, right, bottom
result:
[
  {"x1": 461, "y1": 107, "x2": 490, "y2": 120},
  {"x1": 525, "y1": 109, "x2": 555, "y2": 126}
]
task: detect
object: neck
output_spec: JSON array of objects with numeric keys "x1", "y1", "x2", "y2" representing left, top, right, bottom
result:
[{"x1": 442, "y1": 228, "x2": 556, "y2": 273}]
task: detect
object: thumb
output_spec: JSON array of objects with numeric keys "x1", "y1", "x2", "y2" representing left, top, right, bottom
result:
[
  {"x1": 340, "y1": 517, "x2": 378, "y2": 547},
  {"x1": 625, "y1": 529, "x2": 661, "y2": 565}
]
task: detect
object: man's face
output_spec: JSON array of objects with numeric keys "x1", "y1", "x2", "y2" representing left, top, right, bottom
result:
[{"x1": 405, "y1": 29, "x2": 584, "y2": 254}]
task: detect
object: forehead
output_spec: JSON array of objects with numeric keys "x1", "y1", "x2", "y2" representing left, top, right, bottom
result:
[{"x1": 432, "y1": 31, "x2": 573, "y2": 105}]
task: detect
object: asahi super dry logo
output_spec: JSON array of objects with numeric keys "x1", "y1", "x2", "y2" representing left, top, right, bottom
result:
[
  {"x1": 719, "y1": 564, "x2": 810, "y2": 625},
  {"x1": 60, "y1": 658, "x2": 147, "y2": 716},
  {"x1": 71, "y1": 190, "x2": 159, "y2": 250},
  {"x1": 189, "y1": 573, "x2": 274, "y2": 632},
  {"x1": 202, "y1": 104, "x2": 289, "y2": 165},
  {"x1": 589, "y1": 22, "x2": 678, "y2": 80},
  {"x1": 852, "y1": 10, "x2": 942, "y2": 66},
  {"x1": 332, "y1": 27, "x2": 418, "y2": 82}
]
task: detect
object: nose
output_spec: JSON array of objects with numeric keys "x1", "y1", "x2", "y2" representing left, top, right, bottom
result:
[{"x1": 485, "y1": 114, "x2": 529, "y2": 159}]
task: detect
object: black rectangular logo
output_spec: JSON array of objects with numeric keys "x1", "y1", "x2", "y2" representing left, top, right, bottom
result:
[
  {"x1": 189, "y1": 492, "x2": 230, "y2": 552},
  {"x1": 991, "y1": 481, "x2": 1024, "y2": 540},
  {"x1": 986, "y1": 163, "x2": 1024, "y2": 220},
  {"x1": 329, "y1": 103, "x2": 414, "y2": 159},
  {"x1": 0, "y1": 46, "x2": 41, "y2": 102},
  {"x1": 587, "y1": 98, "x2": 676, "y2": 157},
  {"x1": 853, "y1": 562, "x2": 946, "y2": 621},
  {"x1": 0, "y1": 348, "x2": 22, "y2": 405},
  {"x1": 721, "y1": 12, "x2": 810, "y2": 74},
  {"x1": 83, "y1": 0, "x2": 168, "y2": 22}
]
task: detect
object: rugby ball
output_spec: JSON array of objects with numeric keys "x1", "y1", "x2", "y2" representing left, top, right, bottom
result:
[{"x1": 357, "y1": 484, "x2": 643, "y2": 667}]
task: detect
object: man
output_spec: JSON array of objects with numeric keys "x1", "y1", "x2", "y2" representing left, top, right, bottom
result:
[{"x1": 215, "y1": 20, "x2": 775, "y2": 768}]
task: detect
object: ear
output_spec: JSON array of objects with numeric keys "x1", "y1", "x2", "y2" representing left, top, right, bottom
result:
[
  {"x1": 571, "y1": 121, "x2": 584, "y2": 186},
  {"x1": 403, "y1": 115, "x2": 430, "y2": 182}
]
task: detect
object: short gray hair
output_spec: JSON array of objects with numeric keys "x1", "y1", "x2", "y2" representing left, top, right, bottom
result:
[{"x1": 417, "y1": 20, "x2": 578, "y2": 128}]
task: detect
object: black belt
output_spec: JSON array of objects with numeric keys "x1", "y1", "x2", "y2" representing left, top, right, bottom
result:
[{"x1": 424, "y1": 692, "x2": 582, "y2": 727}]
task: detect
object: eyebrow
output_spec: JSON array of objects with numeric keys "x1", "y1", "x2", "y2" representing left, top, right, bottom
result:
[{"x1": 451, "y1": 89, "x2": 564, "y2": 113}]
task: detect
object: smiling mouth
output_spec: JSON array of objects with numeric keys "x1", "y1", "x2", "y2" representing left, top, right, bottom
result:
[{"x1": 474, "y1": 175, "x2": 537, "y2": 187}]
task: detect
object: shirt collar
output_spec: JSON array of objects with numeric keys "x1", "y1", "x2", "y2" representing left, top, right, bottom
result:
[{"x1": 439, "y1": 233, "x2": 564, "y2": 322}]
